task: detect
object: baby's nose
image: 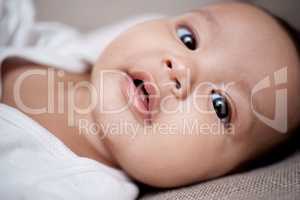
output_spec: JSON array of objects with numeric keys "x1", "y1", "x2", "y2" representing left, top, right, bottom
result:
[{"x1": 163, "y1": 56, "x2": 192, "y2": 99}]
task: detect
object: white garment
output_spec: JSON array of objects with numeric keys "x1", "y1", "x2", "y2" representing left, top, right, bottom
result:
[
  {"x1": 0, "y1": 103, "x2": 138, "y2": 200},
  {"x1": 0, "y1": 0, "x2": 162, "y2": 199}
]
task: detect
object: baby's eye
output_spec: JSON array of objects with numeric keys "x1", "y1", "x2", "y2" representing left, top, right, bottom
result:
[
  {"x1": 211, "y1": 91, "x2": 231, "y2": 123},
  {"x1": 176, "y1": 26, "x2": 197, "y2": 50}
]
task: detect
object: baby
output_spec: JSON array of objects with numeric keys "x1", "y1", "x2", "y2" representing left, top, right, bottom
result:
[
  {"x1": 89, "y1": 2, "x2": 300, "y2": 187},
  {"x1": 1, "y1": 0, "x2": 299, "y2": 196}
]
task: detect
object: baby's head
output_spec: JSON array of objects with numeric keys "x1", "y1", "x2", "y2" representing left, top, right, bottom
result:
[{"x1": 91, "y1": 2, "x2": 300, "y2": 187}]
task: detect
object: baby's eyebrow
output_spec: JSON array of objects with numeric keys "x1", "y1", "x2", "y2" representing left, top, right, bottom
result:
[{"x1": 190, "y1": 9, "x2": 219, "y2": 27}]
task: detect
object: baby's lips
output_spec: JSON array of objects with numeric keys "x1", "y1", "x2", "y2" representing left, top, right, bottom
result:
[{"x1": 127, "y1": 68, "x2": 160, "y2": 116}]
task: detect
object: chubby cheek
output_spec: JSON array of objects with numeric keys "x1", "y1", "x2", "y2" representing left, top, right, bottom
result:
[
  {"x1": 112, "y1": 109, "x2": 234, "y2": 188},
  {"x1": 91, "y1": 70, "x2": 136, "y2": 145},
  {"x1": 115, "y1": 132, "x2": 230, "y2": 187}
]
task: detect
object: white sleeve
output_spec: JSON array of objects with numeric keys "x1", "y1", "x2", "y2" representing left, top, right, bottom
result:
[{"x1": 0, "y1": 104, "x2": 138, "y2": 200}]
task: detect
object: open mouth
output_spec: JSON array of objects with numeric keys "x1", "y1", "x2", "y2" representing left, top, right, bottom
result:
[
  {"x1": 133, "y1": 79, "x2": 150, "y2": 110},
  {"x1": 121, "y1": 69, "x2": 159, "y2": 123}
]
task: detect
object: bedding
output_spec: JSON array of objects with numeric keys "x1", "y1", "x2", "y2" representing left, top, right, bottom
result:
[{"x1": 140, "y1": 150, "x2": 300, "y2": 200}]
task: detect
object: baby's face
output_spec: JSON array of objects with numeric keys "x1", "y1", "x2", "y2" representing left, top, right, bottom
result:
[{"x1": 92, "y1": 2, "x2": 300, "y2": 187}]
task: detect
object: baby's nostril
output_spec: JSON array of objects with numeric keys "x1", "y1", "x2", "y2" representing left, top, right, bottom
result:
[
  {"x1": 133, "y1": 79, "x2": 143, "y2": 87},
  {"x1": 164, "y1": 59, "x2": 181, "y2": 90},
  {"x1": 175, "y1": 79, "x2": 181, "y2": 89},
  {"x1": 166, "y1": 60, "x2": 172, "y2": 69}
]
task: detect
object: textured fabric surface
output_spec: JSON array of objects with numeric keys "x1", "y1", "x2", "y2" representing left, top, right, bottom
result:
[{"x1": 140, "y1": 151, "x2": 300, "y2": 200}]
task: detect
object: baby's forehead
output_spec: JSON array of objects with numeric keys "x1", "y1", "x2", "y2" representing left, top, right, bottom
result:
[{"x1": 184, "y1": 2, "x2": 277, "y2": 29}]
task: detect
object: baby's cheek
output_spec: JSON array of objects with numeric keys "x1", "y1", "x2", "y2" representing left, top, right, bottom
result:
[
  {"x1": 158, "y1": 99, "x2": 220, "y2": 136},
  {"x1": 119, "y1": 135, "x2": 202, "y2": 187},
  {"x1": 125, "y1": 133, "x2": 231, "y2": 187},
  {"x1": 121, "y1": 118, "x2": 226, "y2": 187},
  {"x1": 251, "y1": 87, "x2": 276, "y2": 119}
]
